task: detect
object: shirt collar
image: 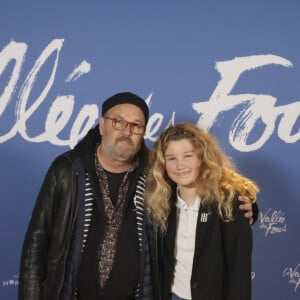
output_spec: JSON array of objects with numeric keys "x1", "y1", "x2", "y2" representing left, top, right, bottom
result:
[{"x1": 176, "y1": 188, "x2": 201, "y2": 211}]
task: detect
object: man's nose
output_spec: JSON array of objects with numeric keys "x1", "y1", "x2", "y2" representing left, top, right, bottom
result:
[{"x1": 121, "y1": 123, "x2": 132, "y2": 136}]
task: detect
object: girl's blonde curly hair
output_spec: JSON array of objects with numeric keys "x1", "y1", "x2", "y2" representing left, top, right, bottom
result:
[{"x1": 145, "y1": 122, "x2": 259, "y2": 233}]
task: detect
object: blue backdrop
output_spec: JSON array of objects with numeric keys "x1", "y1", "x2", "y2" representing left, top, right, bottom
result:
[{"x1": 0, "y1": 1, "x2": 299, "y2": 299}]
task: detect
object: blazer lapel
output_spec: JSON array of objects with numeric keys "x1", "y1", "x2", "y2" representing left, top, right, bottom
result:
[{"x1": 193, "y1": 204, "x2": 212, "y2": 263}]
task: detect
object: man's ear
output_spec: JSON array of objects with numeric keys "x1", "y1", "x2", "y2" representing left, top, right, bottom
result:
[{"x1": 99, "y1": 117, "x2": 104, "y2": 135}]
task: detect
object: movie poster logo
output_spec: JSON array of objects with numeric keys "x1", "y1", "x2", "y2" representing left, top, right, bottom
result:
[
  {"x1": 283, "y1": 264, "x2": 300, "y2": 292},
  {"x1": 2, "y1": 274, "x2": 18, "y2": 288},
  {"x1": 258, "y1": 208, "x2": 287, "y2": 237}
]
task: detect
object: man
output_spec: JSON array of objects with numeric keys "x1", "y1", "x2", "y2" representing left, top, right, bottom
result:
[{"x1": 19, "y1": 92, "x2": 256, "y2": 300}]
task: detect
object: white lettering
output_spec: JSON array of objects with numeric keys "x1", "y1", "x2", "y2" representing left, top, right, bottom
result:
[
  {"x1": 0, "y1": 41, "x2": 299, "y2": 151},
  {"x1": 259, "y1": 208, "x2": 287, "y2": 237},
  {"x1": 192, "y1": 55, "x2": 299, "y2": 151},
  {"x1": 260, "y1": 208, "x2": 285, "y2": 224},
  {"x1": 0, "y1": 41, "x2": 27, "y2": 117},
  {"x1": 66, "y1": 60, "x2": 91, "y2": 82},
  {"x1": 0, "y1": 40, "x2": 99, "y2": 147},
  {"x1": 283, "y1": 264, "x2": 300, "y2": 292}
]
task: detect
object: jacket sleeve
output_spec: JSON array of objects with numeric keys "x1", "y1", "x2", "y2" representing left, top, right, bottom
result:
[
  {"x1": 144, "y1": 215, "x2": 162, "y2": 300},
  {"x1": 18, "y1": 155, "x2": 75, "y2": 300},
  {"x1": 252, "y1": 202, "x2": 259, "y2": 224},
  {"x1": 222, "y1": 197, "x2": 253, "y2": 300}
]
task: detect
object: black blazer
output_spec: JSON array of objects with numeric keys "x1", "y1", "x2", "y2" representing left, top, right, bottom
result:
[{"x1": 159, "y1": 190, "x2": 252, "y2": 300}]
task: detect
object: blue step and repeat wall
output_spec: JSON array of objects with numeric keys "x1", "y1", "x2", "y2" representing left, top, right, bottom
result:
[{"x1": 0, "y1": 1, "x2": 299, "y2": 299}]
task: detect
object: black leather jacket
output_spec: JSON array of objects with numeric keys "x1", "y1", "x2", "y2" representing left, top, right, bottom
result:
[{"x1": 18, "y1": 126, "x2": 155, "y2": 300}]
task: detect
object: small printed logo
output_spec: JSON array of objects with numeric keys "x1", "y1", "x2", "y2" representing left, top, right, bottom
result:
[
  {"x1": 2, "y1": 274, "x2": 18, "y2": 287},
  {"x1": 200, "y1": 213, "x2": 208, "y2": 222},
  {"x1": 283, "y1": 264, "x2": 300, "y2": 292},
  {"x1": 258, "y1": 208, "x2": 287, "y2": 237}
]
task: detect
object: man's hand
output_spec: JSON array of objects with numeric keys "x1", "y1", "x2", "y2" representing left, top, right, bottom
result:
[{"x1": 238, "y1": 195, "x2": 254, "y2": 224}]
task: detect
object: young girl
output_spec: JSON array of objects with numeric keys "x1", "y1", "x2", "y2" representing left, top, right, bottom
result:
[{"x1": 145, "y1": 123, "x2": 259, "y2": 300}]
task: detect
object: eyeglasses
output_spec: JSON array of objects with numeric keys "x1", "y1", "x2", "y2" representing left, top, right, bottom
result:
[{"x1": 103, "y1": 116, "x2": 146, "y2": 135}]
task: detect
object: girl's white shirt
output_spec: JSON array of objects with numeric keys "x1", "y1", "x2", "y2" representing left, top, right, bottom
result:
[{"x1": 171, "y1": 190, "x2": 201, "y2": 300}]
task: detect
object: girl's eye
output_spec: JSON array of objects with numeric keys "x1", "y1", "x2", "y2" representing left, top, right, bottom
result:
[{"x1": 166, "y1": 157, "x2": 175, "y2": 161}]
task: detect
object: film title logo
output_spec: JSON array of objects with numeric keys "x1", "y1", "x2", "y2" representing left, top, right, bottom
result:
[
  {"x1": 259, "y1": 208, "x2": 287, "y2": 237},
  {"x1": 283, "y1": 264, "x2": 300, "y2": 292}
]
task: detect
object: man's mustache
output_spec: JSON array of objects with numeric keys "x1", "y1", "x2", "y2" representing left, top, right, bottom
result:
[{"x1": 116, "y1": 136, "x2": 134, "y2": 146}]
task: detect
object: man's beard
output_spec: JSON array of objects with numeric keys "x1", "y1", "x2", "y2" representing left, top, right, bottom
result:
[{"x1": 110, "y1": 136, "x2": 140, "y2": 162}]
